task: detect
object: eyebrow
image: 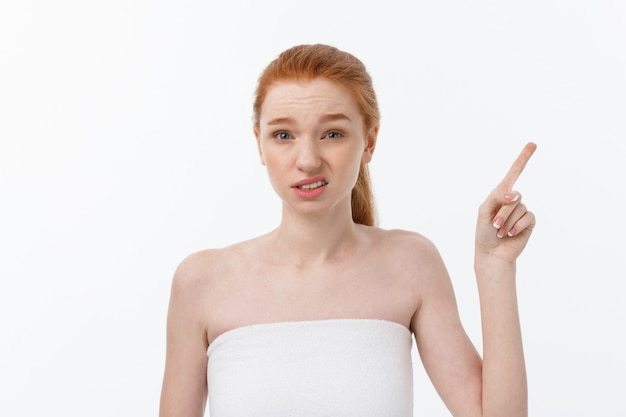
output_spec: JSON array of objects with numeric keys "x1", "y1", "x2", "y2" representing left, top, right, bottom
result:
[{"x1": 266, "y1": 113, "x2": 352, "y2": 126}]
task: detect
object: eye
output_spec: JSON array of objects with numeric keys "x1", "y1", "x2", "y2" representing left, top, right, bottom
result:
[
  {"x1": 274, "y1": 131, "x2": 293, "y2": 141},
  {"x1": 323, "y1": 131, "x2": 343, "y2": 139}
]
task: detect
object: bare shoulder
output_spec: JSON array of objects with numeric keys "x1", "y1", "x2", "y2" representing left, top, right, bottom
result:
[
  {"x1": 358, "y1": 226, "x2": 449, "y2": 291},
  {"x1": 170, "y1": 235, "x2": 266, "y2": 297},
  {"x1": 365, "y1": 227, "x2": 444, "y2": 267},
  {"x1": 366, "y1": 227, "x2": 452, "y2": 300},
  {"x1": 354, "y1": 227, "x2": 450, "y2": 327},
  {"x1": 172, "y1": 241, "x2": 249, "y2": 287},
  {"x1": 166, "y1": 250, "x2": 219, "y2": 327},
  {"x1": 171, "y1": 248, "x2": 222, "y2": 290}
]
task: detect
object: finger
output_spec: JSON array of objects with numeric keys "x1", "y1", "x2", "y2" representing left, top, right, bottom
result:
[
  {"x1": 479, "y1": 187, "x2": 521, "y2": 221},
  {"x1": 496, "y1": 202, "x2": 527, "y2": 238},
  {"x1": 491, "y1": 191, "x2": 523, "y2": 229},
  {"x1": 505, "y1": 209, "x2": 536, "y2": 238},
  {"x1": 497, "y1": 142, "x2": 537, "y2": 191}
]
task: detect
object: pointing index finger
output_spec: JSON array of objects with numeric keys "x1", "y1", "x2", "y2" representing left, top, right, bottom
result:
[{"x1": 498, "y1": 142, "x2": 537, "y2": 190}]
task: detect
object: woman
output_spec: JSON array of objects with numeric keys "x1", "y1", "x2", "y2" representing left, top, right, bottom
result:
[{"x1": 159, "y1": 44, "x2": 536, "y2": 417}]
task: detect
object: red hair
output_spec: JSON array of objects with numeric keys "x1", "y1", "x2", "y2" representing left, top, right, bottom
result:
[{"x1": 253, "y1": 44, "x2": 379, "y2": 226}]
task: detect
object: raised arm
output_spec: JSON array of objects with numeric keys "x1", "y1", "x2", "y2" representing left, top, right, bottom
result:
[
  {"x1": 412, "y1": 143, "x2": 536, "y2": 417},
  {"x1": 474, "y1": 142, "x2": 536, "y2": 417}
]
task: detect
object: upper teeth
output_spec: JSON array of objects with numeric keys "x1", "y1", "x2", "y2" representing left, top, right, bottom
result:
[{"x1": 299, "y1": 180, "x2": 325, "y2": 190}]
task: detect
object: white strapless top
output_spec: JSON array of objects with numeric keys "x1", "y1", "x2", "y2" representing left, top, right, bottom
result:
[{"x1": 206, "y1": 319, "x2": 414, "y2": 416}]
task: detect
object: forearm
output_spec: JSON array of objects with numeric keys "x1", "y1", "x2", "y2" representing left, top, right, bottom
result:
[{"x1": 475, "y1": 256, "x2": 527, "y2": 417}]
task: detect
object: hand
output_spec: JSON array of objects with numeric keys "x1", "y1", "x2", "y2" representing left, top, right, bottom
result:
[{"x1": 475, "y1": 142, "x2": 537, "y2": 264}]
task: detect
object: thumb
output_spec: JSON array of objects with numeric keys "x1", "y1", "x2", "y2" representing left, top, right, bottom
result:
[{"x1": 478, "y1": 189, "x2": 521, "y2": 228}]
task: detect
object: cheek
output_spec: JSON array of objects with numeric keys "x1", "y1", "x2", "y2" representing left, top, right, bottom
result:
[
  {"x1": 347, "y1": 145, "x2": 368, "y2": 167},
  {"x1": 262, "y1": 150, "x2": 281, "y2": 168},
  {"x1": 341, "y1": 151, "x2": 365, "y2": 185},
  {"x1": 258, "y1": 141, "x2": 275, "y2": 166},
  {"x1": 261, "y1": 153, "x2": 286, "y2": 181}
]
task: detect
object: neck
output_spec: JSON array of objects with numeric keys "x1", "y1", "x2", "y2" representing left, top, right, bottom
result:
[{"x1": 266, "y1": 205, "x2": 362, "y2": 266}]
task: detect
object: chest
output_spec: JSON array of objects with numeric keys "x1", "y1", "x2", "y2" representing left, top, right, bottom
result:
[{"x1": 206, "y1": 258, "x2": 419, "y2": 344}]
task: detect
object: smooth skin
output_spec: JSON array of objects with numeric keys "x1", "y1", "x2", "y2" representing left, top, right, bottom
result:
[{"x1": 159, "y1": 78, "x2": 536, "y2": 417}]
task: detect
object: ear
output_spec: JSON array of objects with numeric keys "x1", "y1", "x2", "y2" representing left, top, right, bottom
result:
[
  {"x1": 254, "y1": 126, "x2": 266, "y2": 166},
  {"x1": 361, "y1": 126, "x2": 378, "y2": 164}
]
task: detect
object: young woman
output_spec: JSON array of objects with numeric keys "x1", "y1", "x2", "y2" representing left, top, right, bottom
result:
[{"x1": 159, "y1": 44, "x2": 536, "y2": 417}]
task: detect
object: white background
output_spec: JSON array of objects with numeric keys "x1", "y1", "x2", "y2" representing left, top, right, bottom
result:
[{"x1": 1, "y1": 1, "x2": 625, "y2": 416}]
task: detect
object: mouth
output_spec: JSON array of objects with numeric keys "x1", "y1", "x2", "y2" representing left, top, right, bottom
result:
[{"x1": 296, "y1": 180, "x2": 327, "y2": 190}]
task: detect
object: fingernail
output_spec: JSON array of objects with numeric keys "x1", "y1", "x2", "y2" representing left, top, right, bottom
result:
[
  {"x1": 497, "y1": 229, "x2": 506, "y2": 238},
  {"x1": 505, "y1": 193, "x2": 519, "y2": 202},
  {"x1": 493, "y1": 218, "x2": 503, "y2": 229},
  {"x1": 508, "y1": 227, "x2": 517, "y2": 237}
]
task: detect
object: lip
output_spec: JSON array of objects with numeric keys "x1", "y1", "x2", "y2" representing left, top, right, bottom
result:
[
  {"x1": 291, "y1": 176, "x2": 327, "y2": 188},
  {"x1": 291, "y1": 176, "x2": 328, "y2": 199}
]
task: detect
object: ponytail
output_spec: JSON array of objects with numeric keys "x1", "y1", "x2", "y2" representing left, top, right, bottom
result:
[{"x1": 351, "y1": 164, "x2": 376, "y2": 226}]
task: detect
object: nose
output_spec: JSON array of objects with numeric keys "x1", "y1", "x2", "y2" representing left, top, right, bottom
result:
[{"x1": 295, "y1": 138, "x2": 322, "y2": 172}]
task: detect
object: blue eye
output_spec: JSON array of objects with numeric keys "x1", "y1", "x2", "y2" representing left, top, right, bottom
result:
[
  {"x1": 274, "y1": 132, "x2": 292, "y2": 141},
  {"x1": 324, "y1": 131, "x2": 343, "y2": 139}
]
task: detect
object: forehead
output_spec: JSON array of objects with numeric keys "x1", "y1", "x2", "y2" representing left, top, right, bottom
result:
[{"x1": 260, "y1": 78, "x2": 359, "y2": 122}]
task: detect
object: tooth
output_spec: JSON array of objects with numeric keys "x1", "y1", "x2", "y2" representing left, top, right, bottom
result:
[{"x1": 300, "y1": 181, "x2": 324, "y2": 190}]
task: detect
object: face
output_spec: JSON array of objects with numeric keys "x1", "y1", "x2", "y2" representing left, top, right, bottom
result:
[{"x1": 254, "y1": 78, "x2": 377, "y2": 218}]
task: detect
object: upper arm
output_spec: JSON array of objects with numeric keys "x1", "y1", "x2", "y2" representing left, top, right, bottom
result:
[
  {"x1": 159, "y1": 253, "x2": 211, "y2": 417},
  {"x1": 410, "y1": 238, "x2": 483, "y2": 417}
]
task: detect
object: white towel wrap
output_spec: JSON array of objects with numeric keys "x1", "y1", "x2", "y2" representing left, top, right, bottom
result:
[{"x1": 207, "y1": 319, "x2": 414, "y2": 416}]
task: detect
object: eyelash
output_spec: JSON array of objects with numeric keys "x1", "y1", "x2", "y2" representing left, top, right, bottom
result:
[
  {"x1": 324, "y1": 131, "x2": 343, "y2": 139},
  {"x1": 274, "y1": 131, "x2": 292, "y2": 141},
  {"x1": 272, "y1": 131, "x2": 344, "y2": 141}
]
